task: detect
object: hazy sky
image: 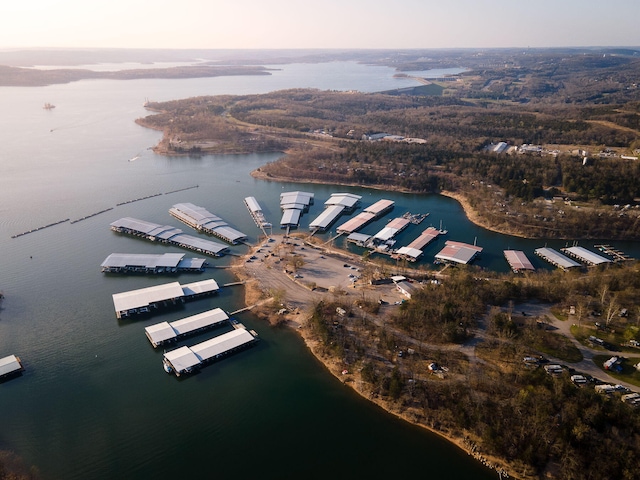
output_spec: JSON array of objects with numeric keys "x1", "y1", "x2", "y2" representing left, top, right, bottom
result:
[{"x1": 2, "y1": 0, "x2": 639, "y2": 50}]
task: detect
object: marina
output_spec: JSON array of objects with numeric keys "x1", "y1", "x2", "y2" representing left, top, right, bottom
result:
[
  {"x1": 144, "y1": 308, "x2": 229, "y2": 348},
  {"x1": 534, "y1": 247, "x2": 582, "y2": 270},
  {"x1": 0, "y1": 355, "x2": 24, "y2": 380},
  {"x1": 162, "y1": 326, "x2": 258, "y2": 376},
  {"x1": 112, "y1": 279, "x2": 219, "y2": 319},
  {"x1": 561, "y1": 246, "x2": 612, "y2": 266},
  {"x1": 110, "y1": 217, "x2": 229, "y2": 256},
  {"x1": 169, "y1": 202, "x2": 248, "y2": 244},
  {"x1": 503, "y1": 250, "x2": 535, "y2": 273},
  {"x1": 100, "y1": 253, "x2": 207, "y2": 274}
]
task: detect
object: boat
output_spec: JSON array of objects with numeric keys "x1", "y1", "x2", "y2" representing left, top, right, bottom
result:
[
  {"x1": 163, "y1": 360, "x2": 173, "y2": 374},
  {"x1": 43, "y1": 103, "x2": 56, "y2": 110}
]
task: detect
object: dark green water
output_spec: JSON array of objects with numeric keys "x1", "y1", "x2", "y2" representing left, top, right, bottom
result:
[{"x1": 0, "y1": 61, "x2": 637, "y2": 479}]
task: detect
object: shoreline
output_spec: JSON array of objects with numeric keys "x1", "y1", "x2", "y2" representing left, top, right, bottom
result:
[{"x1": 235, "y1": 236, "x2": 524, "y2": 479}]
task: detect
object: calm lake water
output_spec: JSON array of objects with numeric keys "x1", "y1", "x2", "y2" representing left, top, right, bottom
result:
[{"x1": 0, "y1": 60, "x2": 636, "y2": 480}]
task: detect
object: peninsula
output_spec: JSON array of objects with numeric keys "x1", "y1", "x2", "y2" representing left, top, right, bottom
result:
[{"x1": 132, "y1": 48, "x2": 640, "y2": 480}]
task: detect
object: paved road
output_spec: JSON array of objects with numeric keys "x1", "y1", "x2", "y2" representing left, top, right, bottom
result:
[{"x1": 514, "y1": 302, "x2": 638, "y2": 392}]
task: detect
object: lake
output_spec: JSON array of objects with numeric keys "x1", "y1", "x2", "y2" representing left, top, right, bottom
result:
[{"x1": 0, "y1": 59, "x2": 635, "y2": 480}]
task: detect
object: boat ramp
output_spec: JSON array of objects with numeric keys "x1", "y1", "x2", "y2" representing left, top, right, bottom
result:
[
  {"x1": 145, "y1": 308, "x2": 229, "y2": 348},
  {"x1": 110, "y1": 217, "x2": 229, "y2": 257},
  {"x1": 163, "y1": 325, "x2": 258, "y2": 377},
  {"x1": 112, "y1": 279, "x2": 219, "y2": 319},
  {"x1": 169, "y1": 203, "x2": 247, "y2": 244}
]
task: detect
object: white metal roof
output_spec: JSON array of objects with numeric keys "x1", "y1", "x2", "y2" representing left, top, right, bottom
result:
[
  {"x1": 0, "y1": 355, "x2": 22, "y2": 376},
  {"x1": 101, "y1": 253, "x2": 186, "y2": 269},
  {"x1": 280, "y1": 209, "x2": 301, "y2": 226},
  {"x1": 535, "y1": 247, "x2": 581, "y2": 269},
  {"x1": 113, "y1": 282, "x2": 185, "y2": 313},
  {"x1": 145, "y1": 308, "x2": 229, "y2": 346},
  {"x1": 164, "y1": 346, "x2": 201, "y2": 372},
  {"x1": 244, "y1": 196, "x2": 262, "y2": 213},
  {"x1": 170, "y1": 234, "x2": 228, "y2": 255},
  {"x1": 395, "y1": 247, "x2": 423, "y2": 259},
  {"x1": 347, "y1": 232, "x2": 372, "y2": 243},
  {"x1": 145, "y1": 322, "x2": 177, "y2": 345},
  {"x1": 309, "y1": 205, "x2": 345, "y2": 230},
  {"x1": 171, "y1": 308, "x2": 228, "y2": 335},
  {"x1": 563, "y1": 246, "x2": 611, "y2": 265},
  {"x1": 181, "y1": 279, "x2": 220, "y2": 296},
  {"x1": 324, "y1": 193, "x2": 361, "y2": 209},
  {"x1": 190, "y1": 328, "x2": 255, "y2": 361}
]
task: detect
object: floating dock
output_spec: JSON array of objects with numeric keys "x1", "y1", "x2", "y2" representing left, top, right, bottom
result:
[
  {"x1": 371, "y1": 217, "x2": 411, "y2": 247},
  {"x1": 280, "y1": 191, "x2": 314, "y2": 229},
  {"x1": 594, "y1": 244, "x2": 633, "y2": 262},
  {"x1": 112, "y1": 279, "x2": 219, "y2": 319},
  {"x1": 504, "y1": 250, "x2": 535, "y2": 273},
  {"x1": 336, "y1": 199, "x2": 394, "y2": 234},
  {"x1": 393, "y1": 227, "x2": 441, "y2": 261},
  {"x1": 163, "y1": 326, "x2": 258, "y2": 376},
  {"x1": 346, "y1": 232, "x2": 372, "y2": 247},
  {"x1": 100, "y1": 253, "x2": 206, "y2": 274},
  {"x1": 561, "y1": 246, "x2": 612, "y2": 266},
  {"x1": 434, "y1": 240, "x2": 483, "y2": 265},
  {"x1": 0, "y1": 355, "x2": 24, "y2": 379},
  {"x1": 244, "y1": 196, "x2": 272, "y2": 236},
  {"x1": 110, "y1": 217, "x2": 229, "y2": 257},
  {"x1": 145, "y1": 308, "x2": 229, "y2": 348},
  {"x1": 169, "y1": 203, "x2": 247, "y2": 244},
  {"x1": 309, "y1": 193, "x2": 363, "y2": 232},
  {"x1": 534, "y1": 247, "x2": 581, "y2": 270}
]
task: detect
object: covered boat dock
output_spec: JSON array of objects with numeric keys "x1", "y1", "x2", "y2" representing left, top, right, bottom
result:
[
  {"x1": 110, "y1": 217, "x2": 229, "y2": 256},
  {"x1": 434, "y1": 241, "x2": 483, "y2": 265},
  {"x1": 393, "y1": 227, "x2": 441, "y2": 262},
  {"x1": 163, "y1": 327, "x2": 258, "y2": 376},
  {"x1": 145, "y1": 308, "x2": 229, "y2": 347},
  {"x1": 169, "y1": 203, "x2": 247, "y2": 244},
  {"x1": 504, "y1": 250, "x2": 535, "y2": 273},
  {"x1": 561, "y1": 246, "x2": 612, "y2": 266},
  {"x1": 534, "y1": 247, "x2": 581, "y2": 270},
  {"x1": 0, "y1": 355, "x2": 24, "y2": 379},
  {"x1": 336, "y1": 199, "x2": 394, "y2": 234},
  {"x1": 112, "y1": 279, "x2": 219, "y2": 319},
  {"x1": 100, "y1": 253, "x2": 206, "y2": 274}
]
